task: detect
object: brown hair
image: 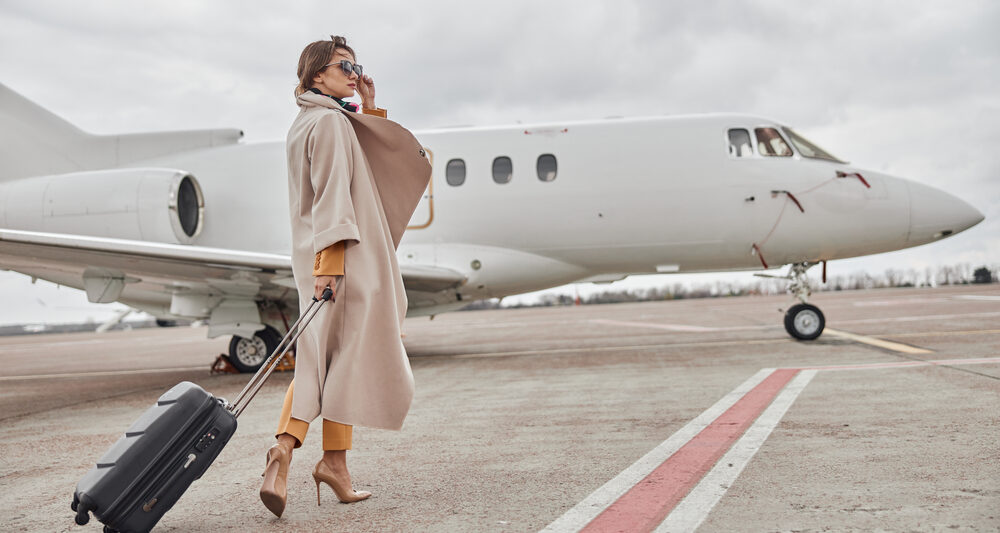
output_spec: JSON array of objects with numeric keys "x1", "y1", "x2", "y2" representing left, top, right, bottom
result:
[{"x1": 295, "y1": 35, "x2": 356, "y2": 96}]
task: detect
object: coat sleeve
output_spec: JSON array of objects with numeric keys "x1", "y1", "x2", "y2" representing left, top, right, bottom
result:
[{"x1": 308, "y1": 112, "x2": 361, "y2": 254}]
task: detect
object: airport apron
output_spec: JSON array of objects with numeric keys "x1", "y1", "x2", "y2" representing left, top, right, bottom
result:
[{"x1": 285, "y1": 91, "x2": 431, "y2": 430}]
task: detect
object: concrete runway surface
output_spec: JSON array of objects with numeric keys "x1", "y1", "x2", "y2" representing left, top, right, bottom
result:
[{"x1": 1, "y1": 284, "x2": 998, "y2": 532}]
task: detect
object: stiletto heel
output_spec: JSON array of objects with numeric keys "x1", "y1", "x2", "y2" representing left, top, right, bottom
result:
[
  {"x1": 312, "y1": 459, "x2": 371, "y2": 504},
  {"x1": 259, "y1": 445, "x2": 291, "y2": 517}
]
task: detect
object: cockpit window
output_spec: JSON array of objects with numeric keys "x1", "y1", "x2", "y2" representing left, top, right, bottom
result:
[
  {"x1": 728, "y1": 129, "x2": 753, "y2": 157},
  {"x1": 782, "y1": 127, "x2": 845, "y2": 163},
  {"x1": 755, "y1": 128, "x2": 793, "y2": 157}
]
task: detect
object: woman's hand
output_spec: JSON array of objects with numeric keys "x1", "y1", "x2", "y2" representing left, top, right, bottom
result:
[
  {"x1": 314, "y1": 274, "x2": 341, "y2": 300},
  {"x1": 358, "y1": 74, "x2": 376, "y2": 110}
]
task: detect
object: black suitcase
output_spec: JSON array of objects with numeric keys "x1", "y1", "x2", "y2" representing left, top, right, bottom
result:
[
  {"x1": 73, "y1": 382, "x2": 236, "y2": 533},
  {"x1": 72, "y1": 289, "x2": 332, "y2": 533}
]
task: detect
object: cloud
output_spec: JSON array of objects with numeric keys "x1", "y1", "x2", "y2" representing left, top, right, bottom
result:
[{"x1": 0, "y1": 0, "x2": 997, "y2": 322}]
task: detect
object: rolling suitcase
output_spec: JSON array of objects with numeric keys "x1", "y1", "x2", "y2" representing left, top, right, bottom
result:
[{"x1": 72, "y1": 289, "x2": 332, "y2": 533}]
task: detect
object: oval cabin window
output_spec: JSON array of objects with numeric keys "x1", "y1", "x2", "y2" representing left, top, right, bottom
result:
[
  {"x1": 536, "y1": 154, "x2": 557, "y2": 181},
  {"x1": 492, "y1": 156, "x2": 512, "y2": 184},
  {"x1": 446, "y1": 159, "x2": 466, "y2": 186}
]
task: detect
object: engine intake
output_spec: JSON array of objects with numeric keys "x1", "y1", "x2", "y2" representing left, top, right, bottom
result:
[{"x1": 1, "y1": 167, "x2": 205, "y2": 244}]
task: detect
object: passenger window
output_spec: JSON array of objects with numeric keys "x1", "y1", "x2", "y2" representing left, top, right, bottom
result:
[
  {"x1": 755, "y1": 128, "x2": 793, "y2": 157},
  {"x1": 446, "y1": 159, "x2": 465, "y2": 186},
  {"x1": 536, "y1": 154, "x2": 557, "y2": 181},
  {"x1": 728, "y1": 129, "x2": 752, "y2": 157},
  {"x1": 492, "y1": 156, "x2": 512, "y2": 184}
]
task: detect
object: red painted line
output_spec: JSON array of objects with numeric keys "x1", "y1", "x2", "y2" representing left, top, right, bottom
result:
[
  {"x1": 580, "y1": 368, "x2": 799, "y2": 533},
  {"x1": 795, "y1": 356, "x2": 1000, "y2": 372},
  {"x1": 936, "y1": 357, "x2": 1000, "y2": 365}
]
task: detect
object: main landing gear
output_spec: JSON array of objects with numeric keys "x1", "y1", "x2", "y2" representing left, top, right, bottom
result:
[
  {"x1": 757, "y1": 262, "x2": 826, "y2": 341},
  {"x1": 227, "y1": 325, "x2": 282, "y2": 373}
]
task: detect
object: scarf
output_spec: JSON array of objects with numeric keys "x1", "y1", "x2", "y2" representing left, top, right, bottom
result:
[{"x1": 307, "y1": 87, "x2": 359, "y2": 112}]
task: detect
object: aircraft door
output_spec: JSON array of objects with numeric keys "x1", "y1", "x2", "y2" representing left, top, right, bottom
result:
[
  {"x1": 730, "y1": 127, "x2": 814, "y2": 268},
  {"x1": 407, "y1": 146, "x2": 434, "y2": 229},
  {"x1": 726, "y1": 128, "x2": 784, "y2": 268}
]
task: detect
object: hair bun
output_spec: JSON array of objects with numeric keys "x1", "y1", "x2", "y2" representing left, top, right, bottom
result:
[{"x1": 295, "y1": 35, "x2": 356, "y2": 97}]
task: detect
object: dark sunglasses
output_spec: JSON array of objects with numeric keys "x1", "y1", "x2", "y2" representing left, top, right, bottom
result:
[{"x1": 323, "y1": 59, "x2": 363, "y2": 77}]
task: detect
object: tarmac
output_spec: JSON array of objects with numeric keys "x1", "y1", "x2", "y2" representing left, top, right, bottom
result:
[{"x1": 0, "y1": 283, "x2": 998, "y2": 532}]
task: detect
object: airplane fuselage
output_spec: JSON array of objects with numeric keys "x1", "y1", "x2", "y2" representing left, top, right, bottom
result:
[{"x1": 86, "y1": 113, "x2": 977, "y2": 315}]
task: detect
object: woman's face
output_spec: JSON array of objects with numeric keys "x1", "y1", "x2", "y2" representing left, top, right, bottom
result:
[{"x1": 312, "y1": 48, "x2": 358, "y2": 99}]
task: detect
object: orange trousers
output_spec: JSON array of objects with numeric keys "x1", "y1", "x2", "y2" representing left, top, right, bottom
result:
[{"x1": 275, "y1": 379, "x2": 352, "y2": 451}]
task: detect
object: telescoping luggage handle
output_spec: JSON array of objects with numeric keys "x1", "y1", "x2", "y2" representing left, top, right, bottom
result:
[{"x1": 228, "y1": 287, "x2": 333, "y2": 419}]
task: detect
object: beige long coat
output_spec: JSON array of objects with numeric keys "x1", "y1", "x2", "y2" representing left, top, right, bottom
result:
[{"x1": 286, "y1": 91, "x2": 430, "y2": 430}]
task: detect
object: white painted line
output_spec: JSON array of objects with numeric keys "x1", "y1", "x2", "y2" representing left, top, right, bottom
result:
[
  {"x1": 836, "y1": 310, "x2": 1000, "y2": 325},
  {"x1": 655, "y1": 370, "x2": 818, "y2": 533},
  {"x1": 0, "y1": 366, "x2": 210, "y2": 381},
  {"x1": 953, "y1": 295, "x2": 1000, "y2": 301},
  {"x1": 447, "y1": 338, "x2": 786, "y2": 360},
  {"x1": 888, "y1": 329, "x2": 1000, "y2": 339},
  {"x1": 824, "y1": 328, "x2": 933, "y2": 354},
  {"x1": 589, "y1": 318, "x2": 719, "y2": 332},
  {"x1": 0, "y1": 338, "x2": 113, "y2": 349},
  {"x1": 538, "y1": 368, "x2": 775, "y2": 533},
  {"x1": 852, "y1": 298, "x2": 949, "y2": 307},
  {"x1": 0, "y1": 336, "x2": 217, "y2": 351}
]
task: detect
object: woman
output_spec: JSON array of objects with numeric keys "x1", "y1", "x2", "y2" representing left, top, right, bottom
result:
[{"x1": 259, "y1": 35, "x2": 431, "y2": 518}]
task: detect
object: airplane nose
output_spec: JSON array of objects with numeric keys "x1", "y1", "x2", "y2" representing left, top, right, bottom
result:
[{"x1": 906, "y1": 180, "x2": 985, "y2": 244}]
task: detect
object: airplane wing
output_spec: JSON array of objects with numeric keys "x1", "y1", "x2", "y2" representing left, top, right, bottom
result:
[
  {"x1": 0, "y1": 228, "x2": 464, "y2": 311},
  {"x1": 0, "y1": 227, "x2": 294, "y2": 296}
]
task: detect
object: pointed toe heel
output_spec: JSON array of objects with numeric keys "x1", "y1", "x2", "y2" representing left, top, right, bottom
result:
[
  {"x1": 312, "y1": 460, "x2": 371, "y2": 504},
  {"x1": 259, "y1": 445, "x2": 291, "y2": 517}
]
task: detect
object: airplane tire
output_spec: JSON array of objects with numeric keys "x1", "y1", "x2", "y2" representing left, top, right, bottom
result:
[
  {"x1": 784, "y1": 303, "x2": 825, "y2": 341},
  {"x1": 228, "y1": 325, "x2": 281, "y2": 373}
]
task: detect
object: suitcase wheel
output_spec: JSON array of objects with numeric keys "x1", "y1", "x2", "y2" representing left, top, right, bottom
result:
[{"x1": 73, "y1": 495, "x2": 90, "y2": 525}]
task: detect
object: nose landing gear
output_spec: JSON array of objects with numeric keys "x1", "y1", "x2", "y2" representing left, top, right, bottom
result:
[
  {"x1": 756, "y1": 261, "x2": 826, "y2": 340},
  {"x1": 784, "y1": 302, "x2": 825, "y2": 340}
]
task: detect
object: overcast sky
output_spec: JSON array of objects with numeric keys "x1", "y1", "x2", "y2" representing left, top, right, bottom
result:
[{"x1": 1, "y1": 1, "x2": 997, "y2": 325}]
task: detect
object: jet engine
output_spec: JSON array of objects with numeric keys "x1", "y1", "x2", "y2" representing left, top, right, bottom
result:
[{"x1": 0, "y1": 167, "x2": 204, "y2": 244}]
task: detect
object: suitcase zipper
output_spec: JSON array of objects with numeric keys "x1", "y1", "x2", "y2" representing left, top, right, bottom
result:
[{"x1": 139, "y1": 452, "x2": 198, "y2": 513}]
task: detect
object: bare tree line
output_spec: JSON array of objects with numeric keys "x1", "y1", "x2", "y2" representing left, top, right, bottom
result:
[{"x1": 461, "y1": 263, "x2": 998, "y2": 311}]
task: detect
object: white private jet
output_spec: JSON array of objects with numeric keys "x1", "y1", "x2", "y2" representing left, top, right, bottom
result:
[{"x1": 0, "y1": 84, "x2": 984, "y2": 371}]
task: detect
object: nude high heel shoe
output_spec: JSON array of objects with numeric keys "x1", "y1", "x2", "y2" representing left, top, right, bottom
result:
[
  {"x1": 312, "y1": 459, "x2": 371, "y2": 504},
  {"x1": 259, "y1": 445, "x2": 291, "y2": 517}
]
